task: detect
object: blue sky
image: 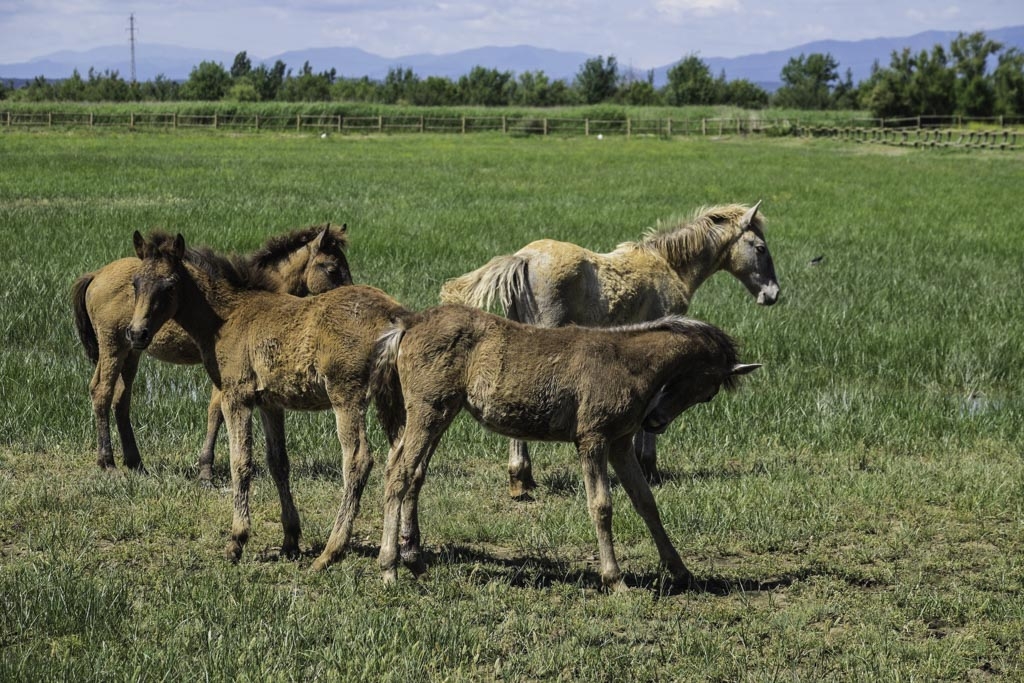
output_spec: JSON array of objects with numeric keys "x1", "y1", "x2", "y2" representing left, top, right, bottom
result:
[{"x1": 1, "y1": 0, "x2": 1021, "y2": 67}]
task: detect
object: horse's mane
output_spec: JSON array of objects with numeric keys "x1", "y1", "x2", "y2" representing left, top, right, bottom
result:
[
  {"x1": 249, "y1": 223, "x2": 348, "y2": 270},
  {"x1": 626, "y1": 204, "x2": 765, "y2": 265},
  {"x1": 604, "y1": 315, "x2": 743, "y2": 390},
  {"x1": 143, "y1": 231, "x2": 278, "y2": 292}
]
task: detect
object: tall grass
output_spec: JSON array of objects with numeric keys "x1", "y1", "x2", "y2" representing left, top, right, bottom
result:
[{"x1": 1, "y1": 130, "x2": 1022, "y2": 680}]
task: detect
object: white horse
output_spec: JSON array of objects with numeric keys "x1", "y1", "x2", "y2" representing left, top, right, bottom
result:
[{"x1": 441, "y1": 202, "x2": 778, "y2": 495}]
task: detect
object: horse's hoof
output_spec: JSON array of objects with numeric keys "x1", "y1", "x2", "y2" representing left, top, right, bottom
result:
[
  {"x1": 225, "y1": 542, "x2": 243, "y2": 564},
  {"x1": 603, "y1": 577, "x2": 629, "y2": 594},
  {"x1": 382, "y1": 568, "x2": 399, "y2": 586},
  {"x1": 508, "y1": 478, "x2": 537, "y2": 500},
  {"x1": 402, "y1": 555, "x2": 428, "y2": 578},
  {"x1": 281, "y1": 544, "x2": 301, "y2": 561},
  {"x1": 310, "y1": 555, "x2": 331, "y2": 572},
  {"x1": 669, "y1": 569, "x2": 696, "y2": 592}
]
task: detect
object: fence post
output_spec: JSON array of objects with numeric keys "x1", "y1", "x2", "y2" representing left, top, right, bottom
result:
[
  {"x1": 585, "y1": 118, "x2": 590, "y2": 136},
  {"x1": 502, "y1": 115, "x2": 507, "y2": 134},
  {"x1": 543, "y1": 118, "x2": 548, "y2": 136},
  {"x1": 702, "y1": 118, "x2": 707, "y2": 136},
  {"x1": 48, "y1": 112, "x2": 52, "y2": 128},
  {"x1": 627, "y1": 118, "x2": 631, "y2": 138},
  {"x1": 296, "y1": 114, "x2": 301, "y2": 132},
  {"x1": 255, "y1": 113, "x2": 260, "y2": 131},
  {"x1": 666, "y1": 118, "x2": 672, "y2": 138},
  {"x1": 419, "y1": 116, "x2": 424, "y2": 133},
  {"x1": 213, "y1": 113, "x2": 218, "y2": 130},
  {"x1": 461, "y1": 116, "x2": 466, "y2": 134}
]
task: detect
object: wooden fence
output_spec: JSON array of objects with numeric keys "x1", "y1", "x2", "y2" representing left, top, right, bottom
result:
[{"x1": 1, "y1": 110, "x2": 1021, "y2": 150}]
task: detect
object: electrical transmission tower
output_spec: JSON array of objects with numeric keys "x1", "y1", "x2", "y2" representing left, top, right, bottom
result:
[{"x1": 127, "y1": 14, "x2": 137, "y2": 83}]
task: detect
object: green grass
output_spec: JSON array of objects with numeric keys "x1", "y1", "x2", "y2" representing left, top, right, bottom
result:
[{"x1": 1, "y1": 129, "x2": 1023, "y2": 680}]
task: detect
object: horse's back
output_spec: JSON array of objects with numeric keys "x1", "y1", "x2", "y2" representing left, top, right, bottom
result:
[{"x1": 516, "y1": 240, "x2": 681, "y2": 326}]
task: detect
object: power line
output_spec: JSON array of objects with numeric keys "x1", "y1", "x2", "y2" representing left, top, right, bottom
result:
[{"x1": 127, "y1": 14, "x2": 137, "y2": 83}]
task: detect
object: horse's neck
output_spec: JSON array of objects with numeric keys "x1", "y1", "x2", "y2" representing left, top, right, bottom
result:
[
  {"x1": 662, "y1": 227, "x2": 737, "y2": 297},
  {"x1": 172, "y1": 265, "x2": 232, "y2": 349},
  {"x1": 630, "y1": 330, "x2": 692, "y2": 388},
  {"x1": 264, "y1": 251, "x2": 306, "y2": 295}
]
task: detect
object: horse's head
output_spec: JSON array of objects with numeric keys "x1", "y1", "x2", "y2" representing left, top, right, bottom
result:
[
  {"x1": 303, "y1": 224, "x2": 352, "y2": 294},
  {"x1": 127, "y1": 230, "x2": 186, "y2": 350},
  {"x1": 642, "y1": 362, "x2": 760, "y2": 433},
  {"x1": 723, "y1": 201, "x2": 780, "y2": 306}
]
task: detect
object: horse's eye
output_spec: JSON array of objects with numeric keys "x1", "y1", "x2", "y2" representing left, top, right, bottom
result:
[{"x1": 755, "y1": 244, "x2": 766, "y2": 254}]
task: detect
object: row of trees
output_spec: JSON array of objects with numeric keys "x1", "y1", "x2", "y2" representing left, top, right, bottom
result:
[{"x1": 3, "y1": 31, "x2": 1022, "y2": 117}]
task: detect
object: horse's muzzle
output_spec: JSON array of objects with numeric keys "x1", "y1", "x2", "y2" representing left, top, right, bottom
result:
[
  {"x1": 757, "y1": 284, "x2": 780, "y2": 306},
  {"x1": 126, "y1": 326, "x2": 152, "y2": 350}
]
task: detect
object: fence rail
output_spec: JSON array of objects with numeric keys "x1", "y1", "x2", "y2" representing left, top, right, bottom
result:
[{"x1": 2, "y1": 110, "x2": 1021, "y2": 149}]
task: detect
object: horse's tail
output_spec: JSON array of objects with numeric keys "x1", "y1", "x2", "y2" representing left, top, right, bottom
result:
[
  {"x1": 71, "y1": 272, "x2": 100, "y2": 365},
  {"x1": 439, "y1": 253, "x2": 537, "y2": 322},
  {"x1": 369, "y1": 318, "x2": 411, "y2": 446}
]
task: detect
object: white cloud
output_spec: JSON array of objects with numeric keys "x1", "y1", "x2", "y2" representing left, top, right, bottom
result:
[
  {"x1": 654, "y1": 0, "x2": 741, "y2": 20},
  {"x1": 906, "y1": 5, "x2": 962, "y2": 23}
]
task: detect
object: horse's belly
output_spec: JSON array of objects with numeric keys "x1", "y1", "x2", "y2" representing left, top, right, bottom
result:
[
  {"x1": 256, "y1": 382, "x2": 331, "y2": 411},
  {"x1": 465, "y1": 398, "x2": 573, "y2": 442}
]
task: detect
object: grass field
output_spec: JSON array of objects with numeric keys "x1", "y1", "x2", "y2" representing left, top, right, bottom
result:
[{"x1": 1, "y1": 129, "x2": 1023, "y2": 680}]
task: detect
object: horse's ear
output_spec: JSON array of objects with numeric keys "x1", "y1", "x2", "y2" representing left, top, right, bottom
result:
[
  {"x1": 173, "y1": 233, "x2": 186, "y2": 259},
  {"x1": 312, "y1": 226, "x2": 330, "y2": 252},
  {"x1": 730, "y1": 363, "x2": 761, "y2": 376},
  {"x1": 338, "y1": 223, "x2": 348, "y2": 235},
  {"x1": 740, "y1": 200, "x2": 763, "y2": 230},
  {"x1": 133, "y1": 231, "x2": 146, "y2": 259}
]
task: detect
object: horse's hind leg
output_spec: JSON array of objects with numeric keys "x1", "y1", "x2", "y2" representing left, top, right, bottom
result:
[
  {"x1": 633, "y1": 431, "x2": 661, "y2": 484},
  {"x1": 398, "y1": 457, "x2": 431, "y2": 575},
  {"x1": 113, "y1": 351, "x2": 145, "y2": 472},
  {"x1": 312, "y1": 401, "x2": 373, "y2": 572},
  {"x1": 508, "y1": 439, "x2": 538, "y2": 499},
  {"x1": 259, "y1": 406, "x2": 301, "y2": 559},
  {"x1": 197, "y1": 388, "x2": 224, "y2": 483},
  {"x1": 506, "y1": 300, "x2": 539, "y2": 498},
  {"x1": 379, "y1": 402, "x2": 459, "y2": 584},
  {"x1": 610, "y1": 436, "x2": 692, "y2": 587}
]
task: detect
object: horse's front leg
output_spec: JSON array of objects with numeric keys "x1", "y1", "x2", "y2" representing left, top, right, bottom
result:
[
  {"x1": 113, "y1": 350, "x2": 145, "y2": 472},
  {"x1": 259, "y1": 405, "x2": 301, "y2": 559},
  {"x1": 197, "y1": 387, "x2": 224, "y2": 484},
  {"x1": 89, "y1": 341, "x2": 126, "y2": 470},
  {"x1": 611, "y1": 435, "x2": 692, "y2": 588},
  {"x1": 222, "y1": 398, "x2": 255, "y2": 563},
  {"x1": 632, "y1": 431, "x2": 660, "y2": 484},
  {"x1": 312, "y1": 399, "x2": 373, "y2": 572},
  {"x1": 577, "y1": 435, "x2": 624, "y2": 592},
  {"x1": 508, "y1": 438, "x2": 537, "y2": 499}
]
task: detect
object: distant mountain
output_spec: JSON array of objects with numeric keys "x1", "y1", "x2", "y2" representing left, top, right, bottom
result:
[
  {"x1": 684, "y1": 25, "x2": 1024, "y2": 91},
  {"x1": 268, "y1": 45, "x2": 592, "y2": 82},
  {"x1": 2, "y1": 26, "x2": 1022, "y2": 89},
  {"x1": 0, "y1": 44, "x2": 237, "y2": 82}
]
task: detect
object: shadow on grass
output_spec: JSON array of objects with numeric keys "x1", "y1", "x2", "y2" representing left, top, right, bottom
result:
[{"x1": 290, "y1": 539, "x2": 810, "y2": 597}]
